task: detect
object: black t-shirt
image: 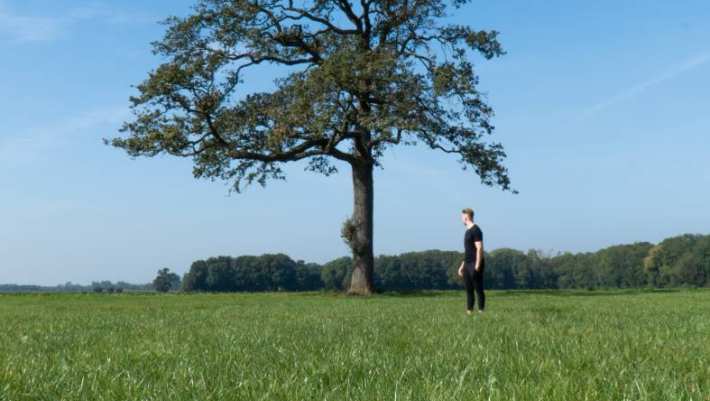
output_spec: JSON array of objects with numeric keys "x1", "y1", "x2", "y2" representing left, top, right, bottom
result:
[{"x1": 464, "y1": 225, "x2": 483, "y2": 264}]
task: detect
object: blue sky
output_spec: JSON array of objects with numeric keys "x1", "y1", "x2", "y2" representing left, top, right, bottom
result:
[{"x1": 1, "y1": 0, "x2": 709, "y2": 285}]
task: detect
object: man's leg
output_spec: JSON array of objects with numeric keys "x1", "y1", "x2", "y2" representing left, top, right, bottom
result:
[
  {"x1": 463, "y1": 267, "x2": 475, "y2": 312},
  {"x1": 473, "y1": 268, "x2": 485, "y2": 311}
]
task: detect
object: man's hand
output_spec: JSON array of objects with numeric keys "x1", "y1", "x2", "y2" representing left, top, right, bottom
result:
[{"x1": 457, "y1": 261, "x2": 464, "y2": 277}]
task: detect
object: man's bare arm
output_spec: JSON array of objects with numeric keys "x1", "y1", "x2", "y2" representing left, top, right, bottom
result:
[{"x1": 474, "y1": 241, "x2": 484, "y2": 271}]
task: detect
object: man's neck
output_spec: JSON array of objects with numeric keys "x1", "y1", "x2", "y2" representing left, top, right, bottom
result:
[{"x1": 465, "y1": 222, "x2": 474, "y2": 229}]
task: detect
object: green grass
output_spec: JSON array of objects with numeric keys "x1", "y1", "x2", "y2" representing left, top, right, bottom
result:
[{"x1": 1, "y1": 290, "x2": 709, "y2": 401}]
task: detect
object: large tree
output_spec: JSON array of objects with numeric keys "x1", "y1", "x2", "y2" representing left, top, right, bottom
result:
[{"x1": 108, "y1": 0, "x2": 513, "y2": 294}]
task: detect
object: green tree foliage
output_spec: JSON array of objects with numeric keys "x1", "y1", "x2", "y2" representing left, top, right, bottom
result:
[
  {"x1": 485, "y1": 249, "x2": 523, "y2": 289},
  {"x1": 596, "y1": 243, "x2": 653, "y2": 288},
  {"x1": 375, "y1": 250, "x2": 461, "y2": 291},
  {"x1": 320, "y1": 257, "x2": 352, "y2": 291},
  {"x1": 153, "y1": 268, "x2": 182, "y2": 292},
  {"x1": 183, "y1": 254, "x2": 298, "y2": 292},
  {"x1": 182, "y1": 260, "x2": 209, "y2": 291},
  {"x1": 548, "y1": 252, "x2": 597, "y2": 290},
  {"x1": 295, "y1": 261, "x2": 323, "y2": 291},
  {"x1": 644, "y1": 234, "x2": 709, "y2": 288}
]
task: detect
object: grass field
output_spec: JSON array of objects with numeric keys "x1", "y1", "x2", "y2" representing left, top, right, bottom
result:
[{"x1": 0, "y1": 290, "x2": 708, "y2": 401}]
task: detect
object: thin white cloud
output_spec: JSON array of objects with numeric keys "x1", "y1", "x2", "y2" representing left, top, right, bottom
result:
[
  {"x1": 67, "y1": 3, "x2": 158, "y2": 25},
  {"x1": 0, "y1": 107, "x2": 130, "y2": 167},
  {"x1": 0, "y1": 1, "x2": 157, "y2": 43},
  {"x1": 0, "y1": 6, "x2": 64, "y2": 42},
  {"x1": 582, "y1": 52, "x2": 710, "y2": 116}
]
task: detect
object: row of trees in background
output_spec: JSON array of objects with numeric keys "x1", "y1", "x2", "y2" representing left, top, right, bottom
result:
[
  {"x1": 5, "y1": 233, "x2": 704, "y2": 294},
  {"x1": 0, "y1": 281, "x2": 152, "y2": 294},
  {"x1": 181, "y1": 255, "x2": 322, "y2": 292},
  {"x1": 177, "y1": 234, "x2": 710, "y2": 292}
]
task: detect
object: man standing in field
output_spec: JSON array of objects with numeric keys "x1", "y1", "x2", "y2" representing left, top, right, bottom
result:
[{"x1": 457, "y1": 208, "x2": 485, "y2": 315}]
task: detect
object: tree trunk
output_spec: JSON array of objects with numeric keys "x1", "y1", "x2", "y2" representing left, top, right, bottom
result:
[{"x1": 347, "y1": 161, "x2": 375, "y2": 295}]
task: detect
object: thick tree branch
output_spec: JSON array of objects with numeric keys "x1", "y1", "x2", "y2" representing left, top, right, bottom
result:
[{"x1": 333, "y1": 0, "x2": 363, "y2": 33}]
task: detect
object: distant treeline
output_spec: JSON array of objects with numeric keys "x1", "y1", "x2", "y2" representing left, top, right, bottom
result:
[
  {"x1": 0, "y1": 281, "x2": 152, "y2": 294},
  {"x1": 182, "y1": 233, "x2": 710, "y2": 292},
  {"x1": 3, "y1": 234, "x2": 707, "y2": 293}
]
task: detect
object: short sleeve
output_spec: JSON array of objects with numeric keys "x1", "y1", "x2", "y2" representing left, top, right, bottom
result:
[{"x1": 473, "y1": 227, "x2": 483, "y2": 242}]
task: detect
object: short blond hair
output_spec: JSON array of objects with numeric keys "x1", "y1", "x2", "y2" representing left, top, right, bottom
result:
[{"x1": 461, "y1": 208, "x2": 474, "y2": 220}]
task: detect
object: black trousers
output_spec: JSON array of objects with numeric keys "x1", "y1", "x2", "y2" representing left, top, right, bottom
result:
[{"x1": 463, "y1": 262, "x2": 485, "y2": 311}]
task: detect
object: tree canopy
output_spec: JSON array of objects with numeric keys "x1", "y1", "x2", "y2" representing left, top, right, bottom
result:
[{"x1": 109, "y1": 0, "x2": 512, "y2": 191}]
